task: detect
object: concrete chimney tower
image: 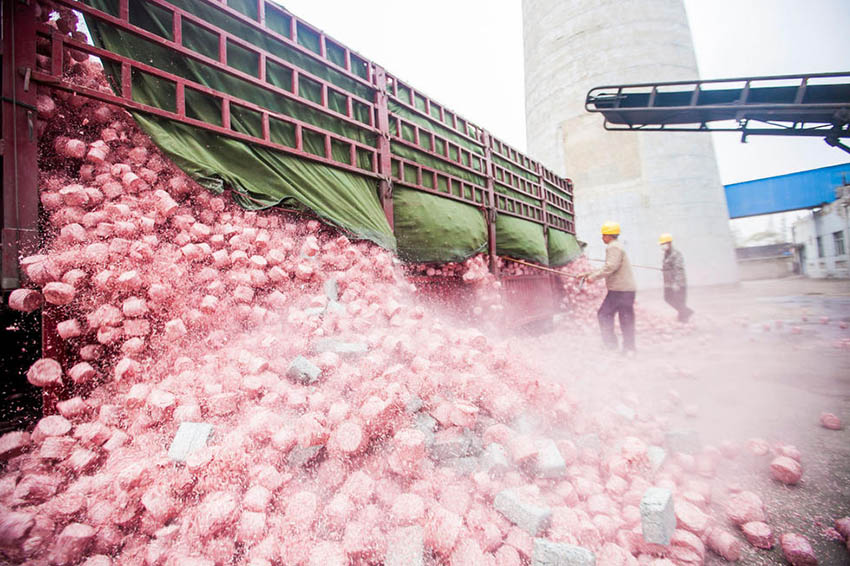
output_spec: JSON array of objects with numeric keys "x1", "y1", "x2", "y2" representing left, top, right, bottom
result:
[{"x1": 522, "y1": 0, "x2": 738, "y2": 287}]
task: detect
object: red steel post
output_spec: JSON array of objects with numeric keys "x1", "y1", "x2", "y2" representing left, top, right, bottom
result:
[
  {"x1": 482, "y1": 132, "x2": 498, "y2": 275},
  {"x1": 2, "y1": 1, "x2": 39, "y2": 291},
  {"x1": 373, "y1": 66, "x2": 394, "y2": 230}
]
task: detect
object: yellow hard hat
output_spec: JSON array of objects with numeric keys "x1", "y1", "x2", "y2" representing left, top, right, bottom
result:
[
  {"x1": 601, "y1": 221, "x2": 620, "y2": 235},
  {"x1": 658, "y1": 233, "x2": 673, "y2": 244}
]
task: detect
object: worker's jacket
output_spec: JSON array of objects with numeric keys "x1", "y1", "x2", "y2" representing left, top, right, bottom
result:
[
  {"x1": 662, "y1": 247, "x2": 687, "y2": 289},
  {"x1": 592, "y1": 239, "x2": 636, "y2": 292}
]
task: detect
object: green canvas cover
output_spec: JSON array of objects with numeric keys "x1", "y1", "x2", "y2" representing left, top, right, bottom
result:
[
  {"x1": 495, "y1": 215, "x2": 548, "y2": 265},
  {"x1": 84, "y1": 0, "x2": 395, "y2": 250},
  {"x1": 82, "y1": 0, "x2": 574, "y2": 266},
  {"x1": 548, "y1": 229, "x2": 582, "y2": 266},
  {"x1": 393, "y1": 188, "x2": 488, "y2": 263}
]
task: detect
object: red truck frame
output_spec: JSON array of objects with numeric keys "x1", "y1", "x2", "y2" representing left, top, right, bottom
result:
[{"x1": 2, "y1": 0, "x2": 574, "y2": 334}]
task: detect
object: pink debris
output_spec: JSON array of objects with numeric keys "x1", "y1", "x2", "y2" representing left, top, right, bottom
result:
[
  {"x1": 770, "y1": 456, "x2": 803, "y2": 485},
  {"x1": 742, "y1": 521, "x2": 774, "y2": 549},
  {"x1": 835, "y1": 517, "x2": 850, "y2": 540},
  {"x1": 780, "y1": 533, "x2": 818, "y2": 566}
]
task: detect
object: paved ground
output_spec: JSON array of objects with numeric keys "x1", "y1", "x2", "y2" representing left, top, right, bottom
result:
[{"x1": 528, "y1": 276, "x2": 850, "y2": 565}]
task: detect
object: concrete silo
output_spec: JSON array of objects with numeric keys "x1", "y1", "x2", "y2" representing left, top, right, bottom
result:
[{"x1": 522, "y1": 0, "x2": 738, "y2": 287}]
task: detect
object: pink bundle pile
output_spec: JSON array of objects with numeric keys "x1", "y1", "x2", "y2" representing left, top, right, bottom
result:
[{"x1": 3, "y1": 5, "x2": 841, "y2": 566}]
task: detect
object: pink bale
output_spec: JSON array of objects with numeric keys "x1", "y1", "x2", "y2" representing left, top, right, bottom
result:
[
  {"x1": 61, "y1": 139, "x2": 87, "y2": 159},
  {"x1": 27, "y1": 358, "x2": 63, "y2": 387},
  {"x1": 329, "y1": 420, "x2": 366, "y2": 456},
  {"x1": 8, "y1": 289, "x2": 43, "y2": 312},
  {"x1": 103, "y1": 429, "x2": 130, "y2": 452},
  {"x1": 741, "y1": 521, "x2": 774, "y2": 549},
  {"x1": 494, "y1": 545, "x2": 522, "y2": 566},
  {"x1": 236, "y1": 511, "x2": 267, "y2": 545},
  {"x1": 0, "y1": 511, "x2": 35, "y2": 546},
  {"x1": 114, "y1": 357, "x2": 141, "y2": 381},
  {"x1": 68, "y1": 362, "x2": 97, "y2": 384},
  {"x1": 391, "y1": 493, "x2": 425, "y2": 526},
  {"x1": 770, "y1": 456, "x2": 803, "y2": 485},
  {"x1": 674, "y1": 500, "x2": 709, "y2": 535},
  {"x1": 0, "y1": 430, "x2": 30, "y2": 459},
  {"x1": 141, "y1": 487, "x2": 177, "y2": 523},
  {"x1": 67, "y1": 448, "x2": 98, "y2": 473},
  {"x1": 49, "y1": 523, "x2": 96, "y2": 566},
  {"x1": 43, "y1": 281, "x2": 76, "y2": 305},
  {"x1": 57, "y1": 396, "x2": 88, "y2": 419},
  {"x1": 60, "y1": 184, "x2": 90, "y2": 207},
  {"x1": 706, "y1": 527, "x2": 742, "y2": 561},
  {"x1": 39, "y1": 436, "x2": 76, "y2": 461},
  {"x1": 425, "y1": 505, "x2": 463, "y2": 556},
  {"x1": 780, "y1": 533, "x2": 818, "y2": 566},
  {"x1": 32, "y1": 415, "x2": 72, "y2": 442},
  {"x1": 243, "y1": 485, "x2": 272, "y2": 513},
  {"x1": 820, "y1": 412, "x2": 843, "y2": 430},
  {"x1": 725, "y1": 491, "x2": 766, "y2": 525}
]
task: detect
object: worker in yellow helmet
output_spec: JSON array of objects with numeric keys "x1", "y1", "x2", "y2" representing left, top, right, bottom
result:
[
  {"x1": 659, "y1": 233, "x2": 693, "y2": 322},
  {"x1": 582, "y1": 221, "x2": 637, "y2": 354}
]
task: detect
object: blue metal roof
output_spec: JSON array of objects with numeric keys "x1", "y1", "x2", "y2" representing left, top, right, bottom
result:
[{"x1": 724, "y1": 162, "x2": 850, "y2": 219}]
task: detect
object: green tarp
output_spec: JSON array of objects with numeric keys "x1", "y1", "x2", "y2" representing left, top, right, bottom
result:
[
  {"x1": 393, "y1": 188, "x2": 488, "y2": 263},
  {"x1": 548, "y1": 229, "x2": 582, "y2": 266},
  {"x1": 84, "y1": 0, "x2": 395, "y2": 250},
  {"x1": 82, "y1": 0, "x2": 575, "y2": 265}
]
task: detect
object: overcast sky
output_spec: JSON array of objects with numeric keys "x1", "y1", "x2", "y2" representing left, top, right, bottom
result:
[{"x1": 279, "y1": 0, "x2": 850, "y2": 185}]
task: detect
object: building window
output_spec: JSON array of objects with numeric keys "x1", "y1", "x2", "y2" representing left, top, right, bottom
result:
[
  {"x1": 816, "y1": 236, "x2": 824, "y2": 258},
  {"x1": 834, "y1": 231, "x2": 846, "y2": 256}
]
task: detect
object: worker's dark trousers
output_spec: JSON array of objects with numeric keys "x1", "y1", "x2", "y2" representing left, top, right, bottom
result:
[
  {"x1": 664, "y1": 287, "x2": 694, "y2": 322},
  {"x1": 597, "y1": 290, "x2": 636, "y2": 351}
]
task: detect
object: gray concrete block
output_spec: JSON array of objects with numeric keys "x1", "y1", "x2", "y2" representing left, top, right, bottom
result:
[
  {"x1": 429, "y1": 432, "x2": 472, "y2": 460},
  {"x1": 532, "y1": 538, "x2": 596, "y2": 566},
  {"x1": 640, "y1": 487, "x2": 676, "y2": 545},
  {"x1": 314, "y1": 338, "x2": 368, "y2": 357},
  {"x1": 482, "y1": 443, "x2": 511, "y2": 473},
  {"x1": 286, "y1": 445, "x2": 323, "y2": 468},
  {"x1": 494, "y1": 489, "x2": 552, "y2": 536},
  {"x1": 168, "y1": 422, "x2": 213, "y2": 462},
  {"x1": 385, "y1": 525, "x2": 424, "y2": 566},
  {"x1": 415, "y1": 413, "x2": 437, "y2": 432},
  {"x1": 323, "y1": 277, "x2": 339, "y2": 302},
  {"x1": 665, "y1": 429, "x2": 701, "y2": 455},
  {"x1": 287, "y1": 356, "x2": 321, "y2": 384},
  {"x1": 535, "y1": 439, "x2": 567, "y2": 478},
  {"x1": 405, "y1": 396, "x2": 424, "y2": 414},
  {"x1": 647, "y1": 445, "x2": 666, "y2": 473},
  {"x1": 614, "y1": 403, "x2": 636, "y2": 421}
]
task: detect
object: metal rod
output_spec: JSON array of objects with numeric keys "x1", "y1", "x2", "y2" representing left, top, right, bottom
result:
[
  {"x1": 587, "y1": 258, "x2": 662, "y2": 271},
  {"x1": 502, "y1": 257, "x2": 583, "y2": 279}
]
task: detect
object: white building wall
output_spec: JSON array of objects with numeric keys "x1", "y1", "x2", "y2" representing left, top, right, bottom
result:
[
  {"x1": 522, "y1": 0, "x2": 738, "y2": 288},
  {"x1": 793, "y1": 206, "x2": 850, "y2": 278}
]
